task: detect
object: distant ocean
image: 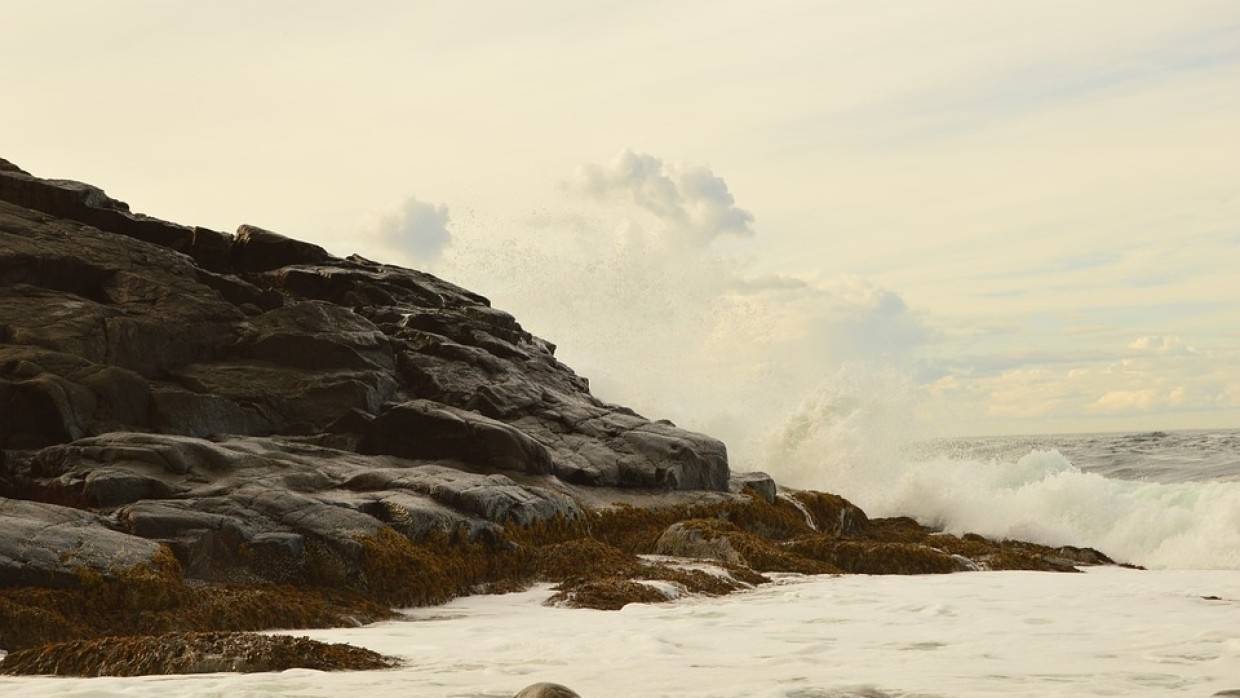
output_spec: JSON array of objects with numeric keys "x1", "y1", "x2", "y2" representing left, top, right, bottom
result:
[
  {"x1": 767, "y1": 423, "x2": 1240, "y2": 572},
  {"x1": 920, "y1": 429, "x2": 1240, "y2": 484}
]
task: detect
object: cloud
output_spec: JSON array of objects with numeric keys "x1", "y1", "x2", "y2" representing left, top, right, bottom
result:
[
  {"x1": 1127, "y1": 335, "x2": 1196, "y2": 355},
  {"x1": 377, "y1": 197, "x2": 451, "y2": 263},
  {"x1": 1089, "y1": 388, "x2": 1161, "y2": 413},
  {"x1": 571, "y1": 150, "x2": 755, "y2": 245}
]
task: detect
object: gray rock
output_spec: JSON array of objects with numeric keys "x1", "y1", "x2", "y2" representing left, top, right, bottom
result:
[
  {"x1": 514, "y1": 683, "x2": 581, "y2": 698},
  {"x1": 362, "y1": 399, "x2": 554, "y2": 475},
  {"x1": 0, "y1": 158, "x2": 736, "y2": 588},
  {"x1": 0, "y1": 497, "x2": 165, "y2": 587},
  {"x1": 0, "y1": 165, "x2": 233, "y2": 270},
  {"x1": 654, "y1": 521, "x2": 747, "y2": 567},
  {"x1": 728, "y1": 471, "x2": 777, "y2": 504}
]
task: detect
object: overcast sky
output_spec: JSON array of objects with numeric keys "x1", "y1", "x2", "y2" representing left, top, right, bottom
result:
[{"x1": 4, "y1": 1, "x2": 1239, "y2": 457}]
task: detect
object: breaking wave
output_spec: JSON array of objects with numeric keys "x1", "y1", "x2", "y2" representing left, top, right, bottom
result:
[{"x1": 764, "y1": 370, "x2": 1240, "y2": 570}]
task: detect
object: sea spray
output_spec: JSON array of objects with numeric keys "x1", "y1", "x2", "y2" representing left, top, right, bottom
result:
[{"x1": 763, "y1": 369, "x2": 1240, "y2": 570}]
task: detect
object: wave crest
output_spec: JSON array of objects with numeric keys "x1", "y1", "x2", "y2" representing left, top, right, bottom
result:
[{"x1": 764, "y1": 372, "x2": 1240, "y2": 570}]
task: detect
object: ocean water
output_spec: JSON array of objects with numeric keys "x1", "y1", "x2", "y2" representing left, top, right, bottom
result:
[
  {"x1": 767, "y1": 420, "x2": 1240, "y2": 570},
  {"x1": 2, "y1": 429, "x2": 1239, "y2": 697},
  {"x1": 3, "y1": 571, "x2": 1238, "y2": 698},
  {"x1": 917, "y1": 430, "x2": 1240, "y2": 485}
]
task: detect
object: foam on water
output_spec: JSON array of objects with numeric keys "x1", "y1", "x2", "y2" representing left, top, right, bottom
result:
[
  {"x1": 5, "y1": 570, "x2": 1238, "y2": 697},
  {"x1": 763, "y1": 373, "x2": 1240, "y2": 570}
]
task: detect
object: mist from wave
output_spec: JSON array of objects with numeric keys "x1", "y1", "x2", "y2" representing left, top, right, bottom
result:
[{"x1": 761, "y1": 370, "x2": 1240, "y2": 571}]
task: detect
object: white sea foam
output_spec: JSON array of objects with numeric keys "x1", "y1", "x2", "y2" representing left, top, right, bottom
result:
[
  {"x1": 4, "y1": 569, "x2": 1238, "y2": 697},
  {"x1": 763, "y1": 375, "x2": 1240, "y2": 570}
]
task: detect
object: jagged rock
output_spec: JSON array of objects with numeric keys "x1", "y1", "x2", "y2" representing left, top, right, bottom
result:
[
  {"x1": 231, "y1": 224, "x2": 332, "y2": 272},
  {"x1": 729, "y1": 471, "x2": 777, "y2": 503},
  {"x1": 0, "y1": 166, "x2": 233, "y2": 271},
  {"x1": 0, "y1": 159, "x2": 730, "y2": 503}
]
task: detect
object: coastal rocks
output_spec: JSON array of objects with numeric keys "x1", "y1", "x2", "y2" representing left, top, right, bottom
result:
[
  {"x1": 654, "y1": 519, "x2": 839, "y2": 575},
  {"x1": 0, "y1": 632, "x2": 396, "y2": 676},
  {"x1": 7, "y1": 431, "x2": 578, "y2": 585},
  {"x1": 0, "y1": 158, "x2": 731, "y2": 492},
  {"x1": 728, "y1": 471, "x2": 777, "y2": 504},
  {"x1": 0, "y1": 573, "x2": 394, "y2": 651},
  {"x1": 0, "y1": 163, "x2": 233, "y2": 271},
  {"x1": 787, "y1": 491, "x2": 869, "y2": 537},
  {"x1": 549, "y1": 579, "x2": 670, "y2": 610},
  {"x1": 861, "y1": 518, "x2": 1114, "y2": 573},
  {"x1": 0, "y1": 498, "x2": 166, "y2": 587},
  {"x1": 0, "y1": 157, "x2": 1125, "y2": 650},
  {"x1": 785, "y1": 538, "x2": 966, "y2": 575},
  {"x1": 534, "y1": 537, "x2": 763, "y2": 610},
  {"x1": 532, "y1": 539, "x2": 643, "y2": 581},
  {"x1": 655, "y1": 520, "x2": 748, "y2": 566},
  {"x1": 514, "y1": 682, "x2": 582, "y2": 698},
  {"x1": 230, "y1": 224, "x2": 331, "y2": 272},
  {"x1": 361, "y1": 399, "x2": 554, "y2": 475}
]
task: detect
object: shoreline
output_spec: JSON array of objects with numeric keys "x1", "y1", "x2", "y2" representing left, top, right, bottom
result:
[
  {"x1": 6, "y1": 567, "x2": 1238, "y2": 697},
  {"x1": 0, "y1": 486, "x2": 1125, "y2": 676}
]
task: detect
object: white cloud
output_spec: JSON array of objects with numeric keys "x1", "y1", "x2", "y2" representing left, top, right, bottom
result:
[
  {"x1": 571, "y1": 150, "x2": 755, "y2": 246},
  {"x1": 1089, "y1": 389, "x2": 1160, "y2": 413},
  {"x1": 1128, "y1": 335, "x2": 1195, "y2": 355},
  {"x1": 377, "y1": 197, "x2": 452, "y2": 263}
]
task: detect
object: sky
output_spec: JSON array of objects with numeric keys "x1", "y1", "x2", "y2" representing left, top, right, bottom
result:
[{"x1": 3, "y1": 1, "x2": 1239, "y2": 464}]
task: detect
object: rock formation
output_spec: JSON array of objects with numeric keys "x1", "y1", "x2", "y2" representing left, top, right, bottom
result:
[
  {"x1": 0, "y1": 156, "x2": 730, "y2": 590},
  {"x1": 0, "y1": 158, "x2": 1119, "y2": 672}
]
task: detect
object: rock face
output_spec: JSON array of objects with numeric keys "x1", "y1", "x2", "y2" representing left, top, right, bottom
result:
[{"x1": 0, "y1": 158, "x2": 729, "y2": 590}]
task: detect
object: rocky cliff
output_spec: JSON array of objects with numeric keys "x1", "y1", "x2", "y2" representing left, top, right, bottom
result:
[
  {"x1": 0, "y1": 157, "x2": 735, "y2": 587},
  {"x1": 0, "y1": 159, "x2": 1116, "y2": 660}
]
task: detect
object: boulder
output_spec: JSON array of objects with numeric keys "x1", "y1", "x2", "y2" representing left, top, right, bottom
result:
[
  {"x1": 654, "y1": 520, "x2": 748, "y2": 567},
  {"x1": 654, "y1": 519, "x2": 837, "y2": 575},
  {"x1": 514, "y1": 683, "x2": 582, "y2": 698},
  {"x1": 728, "y1": 471, "x2": 777, "y2": 504},
  {"x1": 785, "y1": 538, "x2": 966, "y2": 575}
]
